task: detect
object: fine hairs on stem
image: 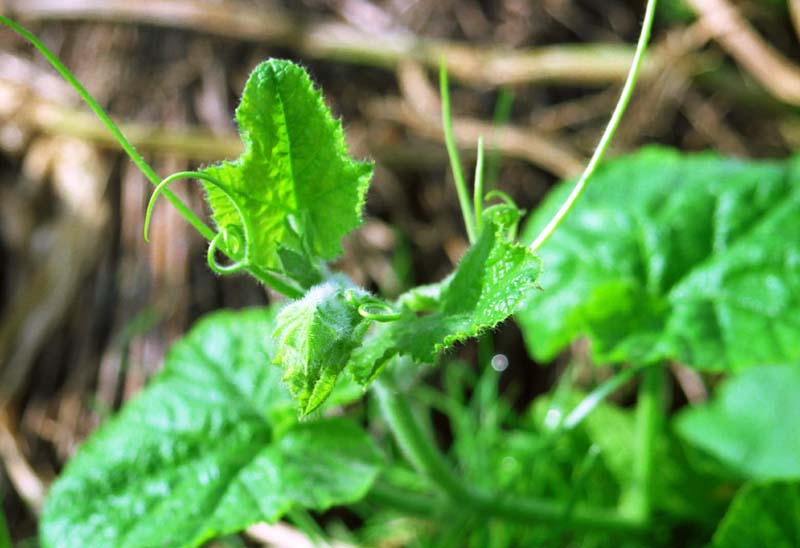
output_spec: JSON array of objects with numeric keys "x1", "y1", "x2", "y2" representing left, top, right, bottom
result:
[{"x1": 529, "y1": 0, "x2": 658, "y2": 252}]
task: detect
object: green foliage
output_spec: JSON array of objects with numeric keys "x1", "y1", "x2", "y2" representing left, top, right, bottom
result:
[
  {"x1": 273, "y1": 278, "x2": 371, "y2": 416},
  {"x1": 518, "y1": 147, "x2": 800, "y2": 371},
  {"x1": 711, "y1": 481, "x2": 800, "y2": 548},
  {"x1": 675, "y1": 364, "x2": 800, "y2": 480},
  {"x1": 40, "y1": 309, "x2": 382, "y2": 548},
  {"x1": 349, "y1": 212, "x2": 541, "y2": 384},
  {"x1": 533, "y1": 388, "x2": 728, "y2": 529},
  {"x1": 15, "y1": 9, "x2": 800, "y2": 546},
  {"x1": 201, "y1": 60, "x2": 372, "y2": 281}
]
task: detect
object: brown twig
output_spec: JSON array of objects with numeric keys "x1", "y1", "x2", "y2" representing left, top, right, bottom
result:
[
  {"x1": 246, "y1": 522, "x2": 354, "y2": 548},
  {"x1": 369, "y1": 96, "x2": 584, "y2": 179},
  {"x1": 0, "y1": 409, "x2": 46, "y2": 515},
  {"x1": 790, "y1": 0, "x2": 800, "y2": 42},
  {"x1": 5, "y1": 0, "x2": 660, "y2": 88},
  {"x1": 687, "y1": 0, "x2": 800, "y2": 105},
  {"x1": 390, "y1": 61, "x2": 584, "y2": 178},
  {"x1": 0, "y1": 78, "x2": 243, "y2": 161}
]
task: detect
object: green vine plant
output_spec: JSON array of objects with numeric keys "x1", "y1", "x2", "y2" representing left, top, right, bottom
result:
[{"x1": 10, "y1": 1, "x2": 800, "y2": 546}]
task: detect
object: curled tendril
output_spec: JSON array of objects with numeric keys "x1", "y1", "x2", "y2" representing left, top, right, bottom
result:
[
  {"x1": 345, "y1": 290, "x2": 401, "y2": 322},
  {"x1": 144, "y1": 171, "x2": 254, "y2": 275},
  {"x1": 357, "y1": 300, "x2": 402, "y2": 322},
  {"x1": 484, "y1": 189, "x2": 518, "y2": 210}
]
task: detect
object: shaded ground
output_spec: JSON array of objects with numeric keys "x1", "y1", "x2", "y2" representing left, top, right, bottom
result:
[{"x1": 1, "y1": 0, "x2": 799, "y2": 544}]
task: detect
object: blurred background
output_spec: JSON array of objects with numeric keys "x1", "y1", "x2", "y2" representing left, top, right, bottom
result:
[{"x1": 1, "y1": 0, "x2": 798, "y2": 544}]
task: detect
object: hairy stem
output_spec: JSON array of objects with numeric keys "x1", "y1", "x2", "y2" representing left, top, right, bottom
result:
[
  {"x1": 529, "y1": 0, "x2": 658, "y2": 252},
  {"x1": 372, "y1": 378, "x2": 645, "y2": 532}
]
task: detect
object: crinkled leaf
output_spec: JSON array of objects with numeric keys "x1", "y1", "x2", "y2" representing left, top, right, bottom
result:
[
  {"x1": 712, "y1": 481, "x2": 800, "y2": 548},
  {"x1": 273, "y1": 279, "x2": 370, "y2": 416},
  {"x1": 675, "y1": 364, "x2": 800, "y2": 480},
  {"x1": 349, "y1": 216, "x2": 541, "y2": 383},
  {"x1": 201, "y1": 59, "x2": 372, "y2": 276},
  {"x1": 40, "y1": 309, "x2": 382, "y2": 548},
  {"x1": 518, "y1": 147, "x2": 800, "y2": 370}
]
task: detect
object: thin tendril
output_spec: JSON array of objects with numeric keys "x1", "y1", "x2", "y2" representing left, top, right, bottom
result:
[
  {"x1": 145, "y1": 171, "x2": 253, "y2": 274},
  {"x1": 439, "y1": 58, "x2": 478, "y2": 244},
  {"x1": 0, "y1": 16, "x2": 307, "y2": 298},
  {"x1": 0, "y1": 16, "x2": 215, "y2": 243},
  {"x1": 346, "y1": 290, "x2": 402, "y2": 322},
  {"x1": 484, "y1": 190, "x2": 518, "y2": 209},
  {"x1": 358, "y1": 301, "x2": 402, "y2": 322},
  {"x1": 528, "y1": 0, "x2": 657, "y2": 252}
]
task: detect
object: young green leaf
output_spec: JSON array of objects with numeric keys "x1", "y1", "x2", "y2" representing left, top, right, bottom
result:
[
  {"x1": 711, "y1": 481, "x2": 800, "y2": 548},
  {"x1": 517, "y1": 147, "x2": 800, "y2": 371},
  {"x1": 273, "y1": 278, "x2": 371, "y2": 416},
  {"x1": 675, "y1": 363, "x2": 800, "y2": 480},
  {"x1": 201, "y1": 60, "x2": 373, "y2": 279},
  {"x1": 40, "y1": 309, "x2": 382, "y2": 548},
  {"x1": 349, "y1": 214, "x2": 542, "y2": 384}
]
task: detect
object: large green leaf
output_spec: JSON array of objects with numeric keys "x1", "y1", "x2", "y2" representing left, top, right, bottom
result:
[
  {"x1": 201, "y1": 60, "x2": 372, "y2": 276},
  {"x1": 518, "y1": 147, "x2": 800, "y2": 370},
  {"x1": 40, "y1": 309, "x2": 382, "y2": 548},
  {"x1": 349, "y1": 214, "x2": 541, "y2": 383},
  {"x1": 675, "y1": 364, "x2": 800, "y2": 480},
  {"x1": 273, "y1": 278, "x2": 370, "y2": 416},
  {"x1": 711, "y1": 481, "x2": 800, "y2": 547}
]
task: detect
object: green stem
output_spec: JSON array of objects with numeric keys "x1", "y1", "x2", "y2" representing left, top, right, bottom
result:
[
  {"x1": 440, "y1": 60, "x2": 478, "y2": 244},
  {"x1": 529, "y1": 0, "x2": 657, "y2": 252},
  {"x1": 627, "y1": 364, "x2": 665, "y2": 523},
  {"x1": 372, "y1": 379, "x2": 645, "y2": 532},
  {"x1": 473, "y1": 136, "x2": 485, "y2": 234},
  {"x1": 367, "y1": 481, "x2": 446, "y2": 516},
  {"x1": 1, "y1": 16, "x2": 304, "y2": 299}
]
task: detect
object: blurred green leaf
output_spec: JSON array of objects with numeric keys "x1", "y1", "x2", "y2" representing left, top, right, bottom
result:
[
  {"x1": 676, "y1": 364, "x2": 800, "y2": 480},
  {"x1": 40, "y1": 308, "x2": 382, "y2": 548},
  {"x1": 712, "y1": 481, "x2": 800, "y2": 548},
  {"x1": 518, "y1": 147, "x2": 800, "y2": 371}
]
